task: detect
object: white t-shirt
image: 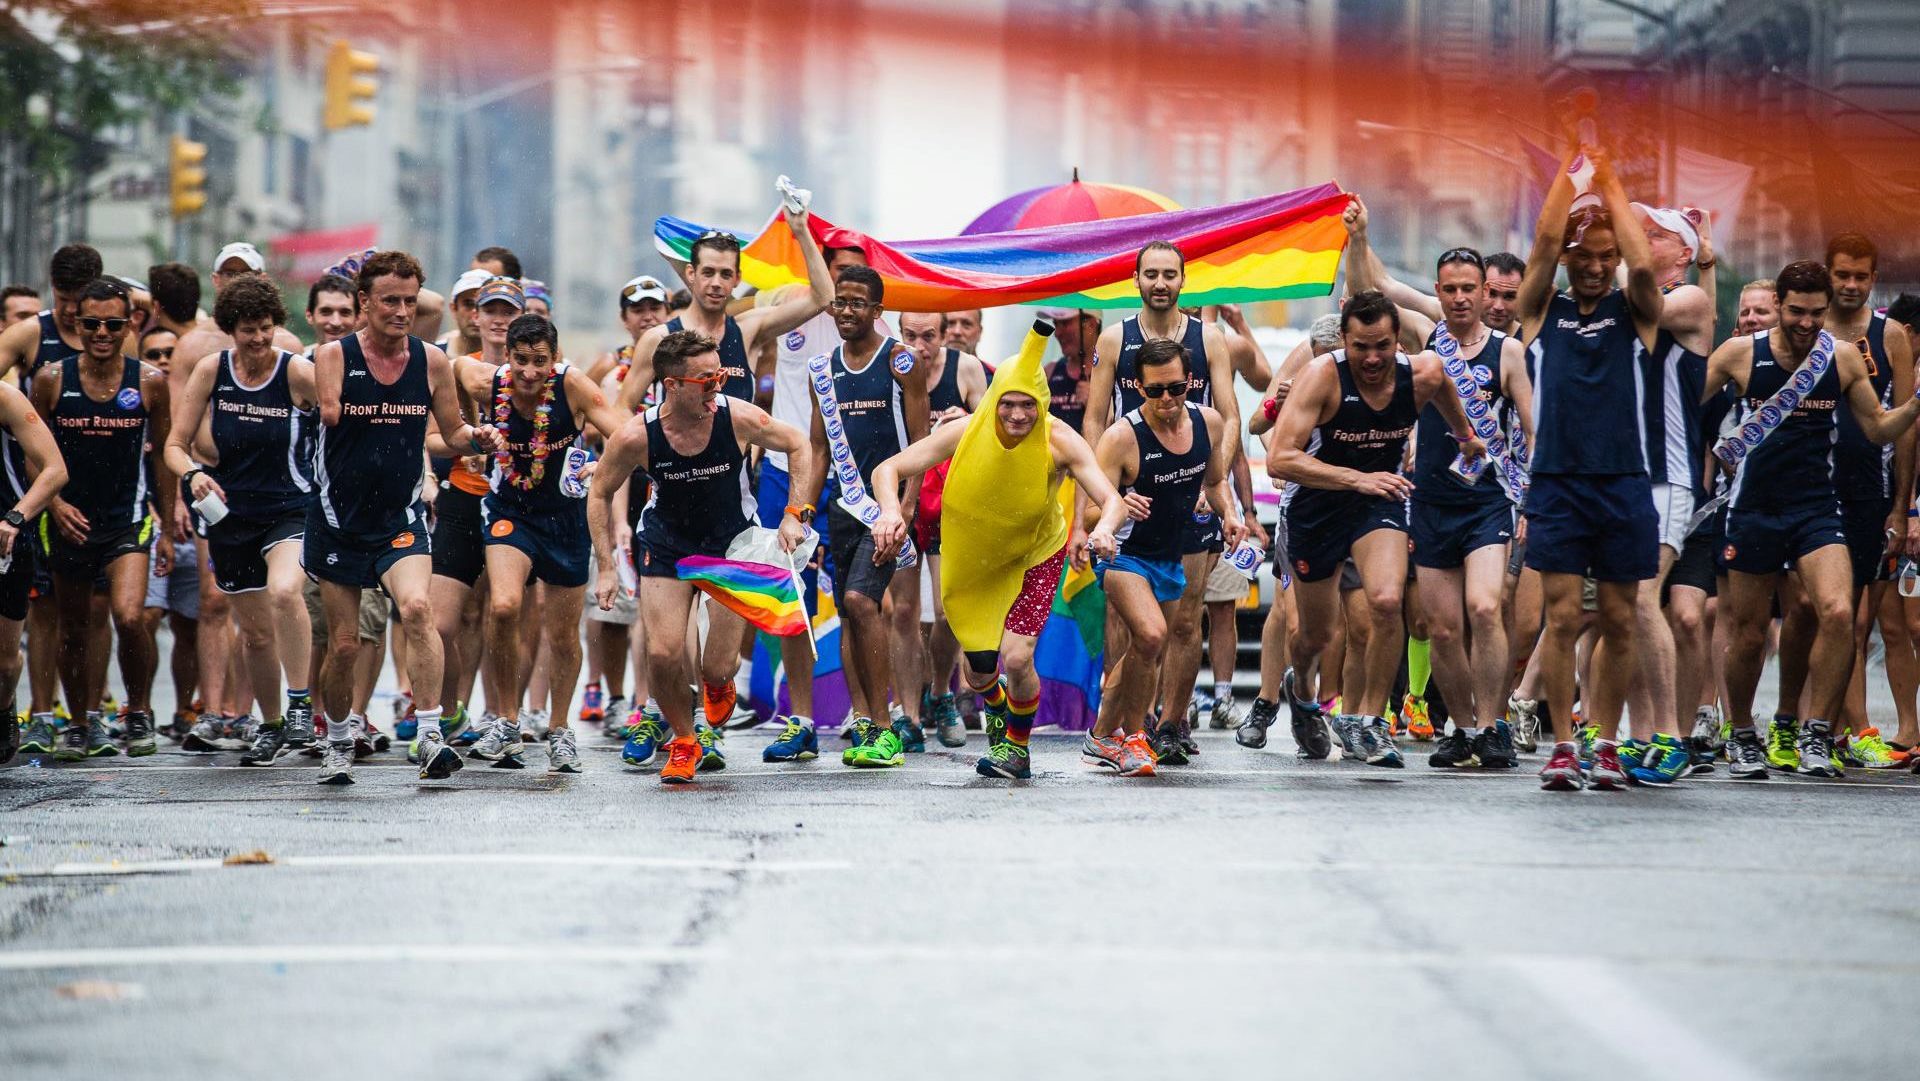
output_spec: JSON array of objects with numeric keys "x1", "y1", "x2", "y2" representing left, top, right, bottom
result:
[{"x1": 763, "y1": 308, "x2": 891, "y2": 472}]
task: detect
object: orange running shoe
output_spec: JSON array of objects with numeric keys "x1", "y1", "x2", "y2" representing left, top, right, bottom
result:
[
  {"x1": 1119, "y1": 731, "x2": 1157, "y2": 777},
  {"x1": 701, "y1": 680, "x2": 738, "y2": 729},
  {"x1": 659, "y1": 735, "x2": 701, "y2": 784},
  {"x1": 1404, "y1": 695, "x2": 1434, "y2": 741}
]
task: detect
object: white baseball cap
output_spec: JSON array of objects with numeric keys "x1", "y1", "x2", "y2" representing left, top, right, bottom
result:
[
  {"x1": 213, "y1": 241, "x2": 265, "y2": 273},
  {"x1": 1630, "y1": 202, "x2": 1700, "y2": 257},
  {"x1": 450, "y1": 268, "x2": 492, "y2": 299},
  {"x1": 619, "y1": 275, "x2": 668, "y2": 306}
]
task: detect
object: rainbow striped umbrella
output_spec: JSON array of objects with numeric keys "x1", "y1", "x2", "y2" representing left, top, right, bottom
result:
[{"x1": 962, "y1": 170, "x2": 1183, "y2": 235}]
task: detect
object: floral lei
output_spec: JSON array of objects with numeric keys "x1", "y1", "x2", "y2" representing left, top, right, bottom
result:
[{"x1": 493, "y1": 367, "x2": 557, "y2": 490}]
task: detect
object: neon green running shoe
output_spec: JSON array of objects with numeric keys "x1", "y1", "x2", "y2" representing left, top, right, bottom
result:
[
  {"x1": 839, "y1": 716, "x2": 876, "y2": 766},
  {"x1": 845, "y1": 723, "x2": 904, "y2": 768},
  {"x1": 1850, "y1": 727, "x2": 1899, "y2": 769},
  {"x1": 1575, "y1": 723, "x2": 1600, "y2": 767},
  {"x1": 693, "y1": 720, "x2": 726, "y2": 772},
  {"x1": 1764, "y1": 716, "x2": 1800, "y2": 771}
]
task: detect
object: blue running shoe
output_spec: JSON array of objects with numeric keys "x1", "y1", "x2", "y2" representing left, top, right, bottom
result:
[
  {"x1": 694, "y1": 721, "x2": 726, "y2": 772},
  {"x1": 622, "y1": 712, "x2": 667, "y2": 766},
  {"x1": 763, "y1": 716, "x2": 819, "y2": 762},
  {"x1": 891, "y1": 715, "x2": 926, "y2": 753},
  {"x1": 1630, "y1": 733, "x2": 1690, "y2": 785}
]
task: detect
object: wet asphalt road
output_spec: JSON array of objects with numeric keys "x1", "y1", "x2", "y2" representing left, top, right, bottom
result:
[{"x1": 4, "y1": 700, "x2": 1917, "y2": 1081}]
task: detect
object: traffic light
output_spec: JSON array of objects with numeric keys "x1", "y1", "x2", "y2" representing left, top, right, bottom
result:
[
  {"x1": 169, "y1": 134, "x2": 207, "y2": 218},
  {"x1": 324, "y1": 39, "x2": 379, "y2": 131}
]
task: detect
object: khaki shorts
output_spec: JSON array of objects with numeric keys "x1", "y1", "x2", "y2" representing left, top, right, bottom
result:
[
  {"x1": 1204, "y1": 557, "x2": 1252, "y2": 604},
  {"x1": 304, "y1": 578, "x2": 391, "y2": 647},
  {"x1": 585, "y1": 559, "x2": 639, "y2": 625}
]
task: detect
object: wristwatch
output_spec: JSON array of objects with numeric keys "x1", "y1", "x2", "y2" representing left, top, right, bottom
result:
[
  {"x1": 3, "y1": 510, "x2": 23, "y2": 528},
  {"x1": 786, "y1": 504, "x2": 816, "y2": 525}
]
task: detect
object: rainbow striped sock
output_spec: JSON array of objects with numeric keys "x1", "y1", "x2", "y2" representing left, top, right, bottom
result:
[
  {"x1": 1007, "y1": 692, "x2": 1039, "y2": 746},
  {"x1": 982, "y1": 681, "x2": 1008, "y2": 712}
]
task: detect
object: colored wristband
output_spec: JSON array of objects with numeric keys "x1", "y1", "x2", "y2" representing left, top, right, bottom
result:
[{"x1": 1262, "y1": 397, "x2": 1279, "y2": 421}]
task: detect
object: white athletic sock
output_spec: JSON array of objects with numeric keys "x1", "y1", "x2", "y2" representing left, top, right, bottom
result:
[{"x1": 415, "y1": 706, "x2": 443, "y2": 738}]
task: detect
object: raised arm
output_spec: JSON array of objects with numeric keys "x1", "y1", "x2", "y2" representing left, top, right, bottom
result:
[
  {"x1": 743, "y1": 209, "x2": 833, "y2": 346},
  {"x1": 1342, "y1": 196, "x2": 1434, "y2": 349},
  {"x1": 1595, "y1": 155, "x2": 1662, "y2": 347},
  {"x1": 1515, "y1": 152, "x2": 1579, "y2": 337}
]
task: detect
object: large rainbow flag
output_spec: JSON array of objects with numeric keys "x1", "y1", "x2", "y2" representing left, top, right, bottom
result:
[{"x1": 654, "y1": 183, "x2": 1350, "y2": 312}]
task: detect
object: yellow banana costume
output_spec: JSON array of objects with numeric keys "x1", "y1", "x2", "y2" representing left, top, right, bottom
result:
[{"x1": 939, "y1": 323, "x2": 1068, "y2": 652}]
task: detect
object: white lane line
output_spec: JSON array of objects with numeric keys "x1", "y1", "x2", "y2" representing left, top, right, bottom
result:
[
  {"x1": 1507, "y1": 956, "x2": 1775, "y2": 1081},
  {"x1": 4, "y1": 853, "x2": 849, "y2": 878},
  {"x1": 1, "y1": 942, "x2": 1911, "y2": 978}
]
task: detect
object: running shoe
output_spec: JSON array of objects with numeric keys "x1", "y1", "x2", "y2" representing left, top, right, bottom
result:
[
  {"x1": 1177, "y1": 709, "x2": 1201, "y2": 758},
  {"x1": 525, "y1": 708, "x2": 552, "y2": 741},
  {"x1": 1331, "y1": 714, "x2": 1368, "y2": 761},
  {"x1": 1283, "y1": 669, "x2": 1332, "y2": 760},
  {"x1": 845, "y1": 724, "x2": 904, "y2": 769},
  {"x1": 983, "y1": 707, "x2": 1007, "y2": 754},
  {"x1": 284, "y1": 698, "x2": 316, "y2": 749},
  {"x1": 394, "y1": 707, "x2": 419, "y2": 742},
  {"x1": 548, "y1": 727, "x2": 581, "y2": 773},
  {"x1": 19, "y1": 714, "x2": 55, "y2": 755},
  {"x1": 694, "y1": 721, "x2": 726, "y2": 772},
  {"x1": 216, "y1": 716, "x2": 253, "y2": 752},
  {"x1": 763, "y1": 716, "x2": 819, "y2": 762},
  {"x1": 1081, "y1": 732, "x2": 1125, "y2": 771},
  {"x1": 1726, "y1": 726, "x2": 1768, "y2": 779},
  {"x1": 1472, "y1": 722, "x2": 1520, "y2": 769},
  {"x1": 840, "y1": 716, "x2": 876, "y2": 765},
  {"x1": 416, "y1": 730, "x2": 463, "y2": 780},
  {"x1": 1849, "y1": 727, "x2": 1899, "y2": 769},
  {"x1": 659, "y1": 736, "x2": 700, "y2": 784},
  {"x1": 1795, "y1": 720, "x2": 1840, "y2": 779},
  {"x1": 1764, "y1": 715, "x2": 1800, "y2": 771},
  {"x1": 1539, "y1": 742, "x2": 1584, "y2": 791},
  {"x1": 239, "y1": 723, "x2": 286, "y2": 766},
  {"x1": 470, "y1": 716, "x2": 523, "y2": 763},
  {"x1": 1361, "y1": 717, "x2": 1404, "y2": 768},
  {"x1": 579, "y1": 681, "x2": 605, "y2": 724},
  {"x1": 1235, "y1": 697, "x2": 1279, "y2": 749},
  {"x1": 1833, "y1": 733, "x2": 1863, "y2": 770},
  {"x1": 165, "y1": 709, "x2": 194, "y2": 742},
  {"x1": 1211, "y1": 697, "x2": 1240, "y2": 734},
  {"x1": 54, "y1": 719, "x2": 89, "y2": 762},
  {"x1": 1150, "y1": 721, "x2": 1188, "y2": 766},
  {"x1": 81, "y1": 717, "x2": 117, "y2": 759},
  {"x1": 930, "y1": 694, "x2": 965, "y2": 748},
  {"x1": 1586, "y1": 742, "x2": 1627, "y2": 790},
  {"x1": 361, "y1": 718, "x2": 391, "y2": 754},
  {"x1": 182, "y1": 713, "x2": 224, "y2": 753},
  {"x1": 317, "y1": 740, "x2": 354, "y2": 785},
  {"x1": 1629, "y1": 733, "x2": 1689, "y2": 785},
  {"x1": 451, "y1": 708, "x2": 487, "y2": 747},
  {"x1": 1118, "y1": 731, "x2": 1157, "y2": 777},
  {"x1": 1507, "y1": 695, "x2": 1540, "y2": 754},
  {"x1": 1575, "y1": 723, "x2": 1600, "y2": 768},
  {"x1": 1428, "y1": 729, "x2": 1478, "y2": 768},
  {"x1": 976, "y1": 740, "x2": 1031, "y2": 779},
  {"x1": 1689, "y1": 705, "x2": 1724, "y2": 756},
  {"x1": 351, "y1": 717, "x2": 376, "y2": 761},
  {"x1": 391, "y1": 690, "x2": 412, "y2": 722},
  {"x1": 1403, "y1": 695, "x2": 1434, "y2": 741},
  {"x1": 892, "y1": 715, "x2": 927, "y2": 754},
  {"x1": 123, "y1": 709, "x2": 156, "y2": 757},
  {"x1": 604, "y1": 697, "x2": 631, "y2": 739},
  {"x1": 623, "y1": 712, "x2": 668, "y2": 766},
  {"x1": 1615, "y1": 738, "x2": 1650, "y2": 776}
]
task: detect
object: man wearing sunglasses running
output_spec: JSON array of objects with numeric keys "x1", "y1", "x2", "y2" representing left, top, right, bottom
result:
[{"x1": 31, "y1": 278, "x2": 176, "y2": 761}]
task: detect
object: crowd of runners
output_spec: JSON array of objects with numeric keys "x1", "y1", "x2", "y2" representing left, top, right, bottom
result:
[{"x1": 5, "y1": 146, "x2": 1920, "y2": 792}]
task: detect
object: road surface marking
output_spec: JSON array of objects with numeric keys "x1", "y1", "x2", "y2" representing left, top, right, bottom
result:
[{"x1": 4, "y1": 853, "x2": 849, "y2": 878}]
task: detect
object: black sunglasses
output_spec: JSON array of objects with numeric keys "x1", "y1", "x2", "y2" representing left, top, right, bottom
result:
[
  {"x1": 1436, "y1": 246, "x2": 1484, "y2": 271},
  {"x1": 80, "y1": 317, "x2": 128, "y2": 333},
  {"x1": 143, "y1": 346, "x2": 174, "y2": 361},
  {"x1": 1140, "y1": 381, "x2": 1189, "y2": 399}
]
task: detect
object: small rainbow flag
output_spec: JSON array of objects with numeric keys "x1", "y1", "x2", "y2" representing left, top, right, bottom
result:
[
  {"x1": 653, "y1": 182, "x2": 1349, "y2": 312},
  {"x1": 676, "y1": 555, "x2": 809, "y2": 637}
]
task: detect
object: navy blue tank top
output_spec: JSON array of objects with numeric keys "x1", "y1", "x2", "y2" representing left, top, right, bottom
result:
[
  {"x1": 1113, "y1": 314, "x2": 1211, "y2": 417},
  {"x1": 826, "y1": 338, "x2": 909, "y2": 489},
  {"x1": 1047, "y1": 355, "x2": 1088, "y2": 434},
  {"x1": 488, "y1": 364, "x2": 584, "y2": 514},
  {"x1": 666, "y1": 314, "x2": 754, "y2": 402},
  {"x1": 316, "y1": 333, "x2": 430, "y2": 537},
  {"x1": 50, "y1": 355, "x2": 149, "y2": 528},
  {"x1": 928, "y1": 348, "x2": 966, "y2": 414},
  {"x1": 1527, "y1": 290, "x2": 1647, "y2": 475},
  {"x1": 1729, "y1": 330, "x2": 1841, "y2": 514},
  {"x1": 1414, "y1": 330, "x2": 1507, "y2": 507},
  {"x1": 1832, "y1": 312, "x2": 1893, "y2": 501},
  {"x1": 1119, "y1": 404, "x2": 1211, "y2": 561},
  {"x1": 1636, "y1": 328, "x2": 1706, "y2": 487},
  {"x1": 209, "y1": 349, "x2": 312, "y2": 521},
  {"x1": 1312, "y1": 351, "x2": 1418, "y2": 475},
  {"x1": 640, "y1": 397, "x2": 751, "y2": 549},
  {"x1": 4, "y1": 311, "x2": 83, "y2": 502}
]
